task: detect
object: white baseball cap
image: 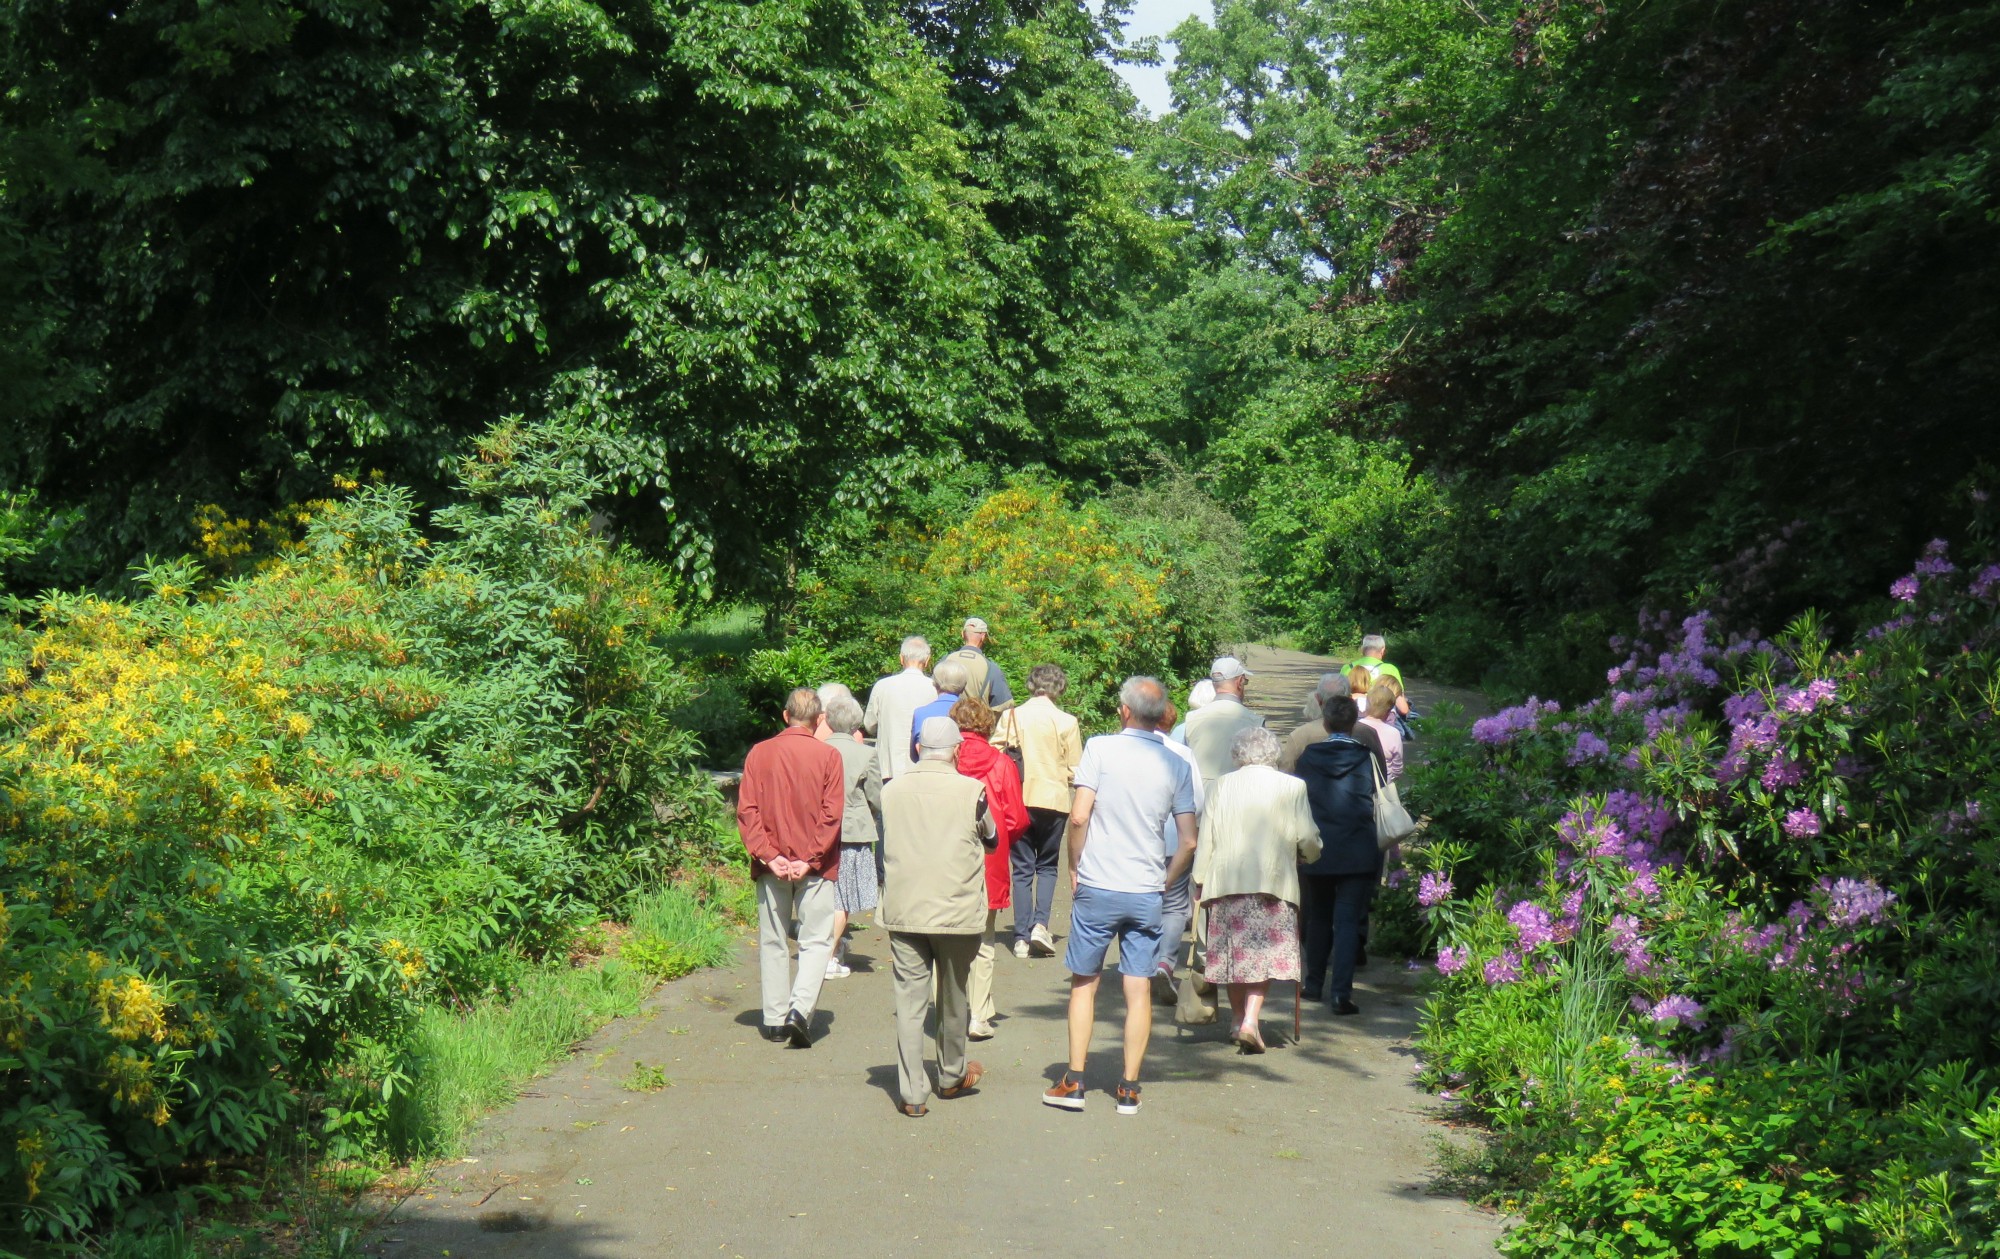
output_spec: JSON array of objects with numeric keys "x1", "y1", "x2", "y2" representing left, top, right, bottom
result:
[
  {"x1": 1210, "y1": 656, "x2": 1253, "y2": 682},
  {"x1": 917, "y1": 716, "x2": 963, "y2": 749},
  {"x1": 963, "y1": 617, "x2": 989, "y2": 634}
]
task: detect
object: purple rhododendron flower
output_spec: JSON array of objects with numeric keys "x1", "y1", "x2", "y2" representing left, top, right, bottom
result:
[
  {"x1": 1916, "y1": 539, "x2": 1955, "y2": 577},
  {"x1": 1780, "y1": 679, "x2": 1837, "y2": 714},
  {"x1": 1568, "y1": 730, "x2": 1611, "y2": 765},
  {"x1": 1823, "y1": 877, "x2": 1895, "y2": 928},
  {"x1": 1973, "y1": 565, "x2": 2000, "y2": 601},
  {"x1": 1417, "y1": 872, "x2": 1454, "y2": 908},
  {"x1": 1483, "y1": 950, "x2": 1523, "y2": 984},
  {"x1": 1509, "y1": 901, "x2": 1556, "y2": 950},
  {"x1": 1435, "y1": 946, "x2": 1469, "y2": 975},
  {"x1": 1784, "y1": 808, "x2": 1823, "y2": 838},
  {"x1": 1608, "y1": 914, "x2": 1655, "y2": 976},
  {"x1": 1761, "y1": 756, "x2": 1805, "y2": 792},
  {"x1": 1646, "y1": 994, "x2": 1706, "y2": 1028},
  {"x1": 1890, "y1": 575, "x2": 1920, "y2": 602}
]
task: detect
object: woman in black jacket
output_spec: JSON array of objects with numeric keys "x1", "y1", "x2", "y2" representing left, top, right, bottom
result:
[{"x1": 1293, "y1": 695, "x2": 1385, "y2": 1015}]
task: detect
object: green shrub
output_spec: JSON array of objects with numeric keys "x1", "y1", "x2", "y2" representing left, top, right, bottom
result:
[{"x1": 0, "y1": 422, "x2": 724, "y2": 1240}]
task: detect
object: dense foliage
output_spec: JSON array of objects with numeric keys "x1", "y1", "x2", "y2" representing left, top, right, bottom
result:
[
  {"x1": 1398, "y1": 519, "x2": 2000, "y2": 1255},
  {"x1": 1146, "y1": 0, "x2": 2000, "y2": 694},
  {"x1": 0, "y1": 0, "x2": 1170, "y2": 595},
  {"x1": 0, "y1": 424, "x2": 729, "y2": 1240}
]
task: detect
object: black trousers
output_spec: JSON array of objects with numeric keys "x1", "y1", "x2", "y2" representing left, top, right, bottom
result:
[
  {"x1": 1299, "y1": 872, "x2": 1376, "y2": 1005},
  {"x1": 1011, "y1": 806, "x2": 1067, "y2": 941}
]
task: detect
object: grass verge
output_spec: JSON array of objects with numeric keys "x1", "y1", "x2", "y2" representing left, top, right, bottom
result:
[{"x1": 388, "y1": 882, "x2": 742, "y2": 1160}]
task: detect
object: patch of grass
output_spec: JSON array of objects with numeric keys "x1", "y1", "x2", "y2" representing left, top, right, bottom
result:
[
  {"x1": 387, "y1": 960, "x2": 653, "y2": 1160},
  {"x1": 623, "y1": 884, "x2": 739, "y2": 979},
  {"x1": 384, "y1": 882, "x2": 739, "y2": 1162},
  {"x1": 621, "y1": 1062, "x2": 670, "y2": 1093}
]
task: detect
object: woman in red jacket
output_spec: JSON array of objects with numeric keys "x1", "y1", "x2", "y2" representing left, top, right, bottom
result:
[{"x1": 950, "y1": 695, "x2": 1029, "y2": 1040}]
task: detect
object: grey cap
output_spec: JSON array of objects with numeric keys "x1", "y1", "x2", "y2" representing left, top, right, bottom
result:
[
  {"x1": 1210, "y1": 655, "x2": 1254, "y2": 682},
  {"x1": 963, "y1": 616, "x2": 989, "y2": 634},
  {"x1": 917, "y1": 716, "x2": 963, "y2": 749}
]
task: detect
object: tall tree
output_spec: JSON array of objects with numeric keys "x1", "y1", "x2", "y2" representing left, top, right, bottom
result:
[{"x1": 0, "y1": 0, "x2": 994, "y2": 593}]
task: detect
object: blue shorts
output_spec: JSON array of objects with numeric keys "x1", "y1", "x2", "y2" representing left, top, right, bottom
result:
[{"x1": 1064, "y1": 885, "x2": 1163, "y2": 979}]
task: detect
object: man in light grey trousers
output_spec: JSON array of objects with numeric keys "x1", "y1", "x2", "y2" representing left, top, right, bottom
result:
[{"x1": 877, "y1": 717, "x2": 997, "y2": 1117}]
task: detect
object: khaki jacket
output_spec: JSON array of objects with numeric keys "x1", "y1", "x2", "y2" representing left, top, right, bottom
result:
[
  {"x1": 1181, "y1": 695, "x2": 1266, "y2": 785},
  {"x1": 879, "y1": 761, "x2": 996, "y2": 934},
  {"x1": 1194, "y1": 765, "x2": 1323, "y2": 905},
  {"x1": 829, "y1": 732, "x2": 883, "y2": 844},
  {"x1": 996, "y1": 695, "x2": 1082, "y2": 812}
]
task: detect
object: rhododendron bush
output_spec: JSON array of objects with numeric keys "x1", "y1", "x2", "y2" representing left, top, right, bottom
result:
[{"x1": 1402, "y1": 519, "x2": 2000, "y2": 1256}]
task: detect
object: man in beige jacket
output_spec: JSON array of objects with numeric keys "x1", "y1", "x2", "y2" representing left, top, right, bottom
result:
[
  {"x1": 878, "y1": 716, "x2": 997, "y2": 1117},
  {"x1": 1179, "y1": 656, "x2": 1266, "y2": 784},
  {"x1": 995, "y1": 663, "x2": 1082, "y2": 958}
]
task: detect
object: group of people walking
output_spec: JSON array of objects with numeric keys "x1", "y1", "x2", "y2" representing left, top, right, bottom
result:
[{"x1": 734, "y1": 620, "x2": 1414, "y2": 1118}]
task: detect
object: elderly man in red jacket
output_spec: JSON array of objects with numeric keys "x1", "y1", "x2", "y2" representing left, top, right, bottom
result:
[{"x1": 738, "y1": 687, "x2": 846, "y2": 1047}]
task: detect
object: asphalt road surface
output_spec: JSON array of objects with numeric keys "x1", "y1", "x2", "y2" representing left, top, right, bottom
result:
[{"x1": 367, "y1": 646, "x2": 1502, "y2": 1259}]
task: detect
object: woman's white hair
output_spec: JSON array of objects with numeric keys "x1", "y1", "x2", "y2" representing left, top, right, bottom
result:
[{"x1": 1231, "y1": 726, "x2": 1282, "y2": 768}]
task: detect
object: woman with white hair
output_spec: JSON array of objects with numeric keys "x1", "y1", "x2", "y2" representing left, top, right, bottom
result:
[{"x1": 1193, "y1": 726, "x2": 1323, "y2": 1052}]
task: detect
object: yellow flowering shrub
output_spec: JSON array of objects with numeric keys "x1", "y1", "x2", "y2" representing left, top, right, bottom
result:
[
  {"x1": 0, "y1": 424, "x2": 716, "y2": 1239},
  {"x1": 795, "y1": 479, "x2": 1238, "y2": 721}
]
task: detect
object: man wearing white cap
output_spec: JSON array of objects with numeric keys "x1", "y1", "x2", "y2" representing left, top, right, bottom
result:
[
  {"x1": 1180, "y1": 656, "x2": 1266, "y2": 785},
  {"x1": 943, "y1": 616, "x2": 1014, "y2": 709},
  {"x1": 879, "y1": 717, "x2": 998, "y2": 1117}
]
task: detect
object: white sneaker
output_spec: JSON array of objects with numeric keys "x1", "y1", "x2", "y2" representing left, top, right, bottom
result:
[
  {"x1": 1029, "y1": 925, "x2": 1057, "y2": 957},
  {"x1": 1012, "y1": 939, "x2": 1031, "y2": 960},
  {"x1": 824, "y1": 959, "x2": 852, "y2": 980},
  {"x1": 968, "y1": 1020, "x2": 996, "y2": 1040}
]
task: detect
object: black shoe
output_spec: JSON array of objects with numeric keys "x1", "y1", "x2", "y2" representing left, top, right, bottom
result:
[
  {"x1": 760, "y1": 1025, "x2": 786, "y2": 1042},
  {"x1": 1331, "y1": 1000, "x2": 1360, "y2": 1016},
  {"x1": 783, "y1": 1010, "x2": 812, "y2": 1048},
  {"x1": 1300, "y1": 984, "x2": 1322, "y2": 1002}
]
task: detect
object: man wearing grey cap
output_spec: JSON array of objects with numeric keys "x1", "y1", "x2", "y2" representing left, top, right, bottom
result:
[
  {"x1": 943, "y1": 616, "x2": 1014, "y2": 709},
  {"x1": 878, "y1": 716, "x2": 998, "y2": 1116},
  {"x1": 1179, "y1": 656, "x2": 1267, "y2": 785}
]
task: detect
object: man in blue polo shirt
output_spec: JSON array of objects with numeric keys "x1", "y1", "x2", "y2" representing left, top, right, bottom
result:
[{"x1": 1042, "y1": 676, "x2": 1197, "y2": 1118}]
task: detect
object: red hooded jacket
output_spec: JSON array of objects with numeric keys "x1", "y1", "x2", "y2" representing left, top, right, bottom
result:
[{"x1": 955, "y1": 731, "x2": 1028, "y2": 909}]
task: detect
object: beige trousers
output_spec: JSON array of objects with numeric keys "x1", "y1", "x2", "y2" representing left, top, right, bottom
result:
[
  {"x1": 890, "y1": 931, "x2": 979, "y2": 1106},
  {"x1": 966, "y1": 909, "x2": 998, "y2": 1025}
]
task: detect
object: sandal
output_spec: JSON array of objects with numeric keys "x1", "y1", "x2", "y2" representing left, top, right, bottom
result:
[
  {"x1": 898, "y1": 1102, "x2": 928, "y2": 1118},
  {"x1": 1234, "y1": 1026, "x2": 1266, "y2": 1055}
]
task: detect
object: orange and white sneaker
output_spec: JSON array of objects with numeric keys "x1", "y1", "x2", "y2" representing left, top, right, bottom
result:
[
  {"x1": 1114, "y1": 1080, "x2": 1142, "y2": 1116},
  {"x1": 1042, "y1": 1074, "x2": 1086, "y2": 1112}
]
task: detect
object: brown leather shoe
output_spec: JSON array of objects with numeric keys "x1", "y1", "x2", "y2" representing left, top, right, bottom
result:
[{"x1": 937, "y1": 1061, "x2": 985, "y2": 1099}]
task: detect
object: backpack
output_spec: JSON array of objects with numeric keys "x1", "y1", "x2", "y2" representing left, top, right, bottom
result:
[{"x1": 944, "y1": 647, "x2": 994, "y2": 705}]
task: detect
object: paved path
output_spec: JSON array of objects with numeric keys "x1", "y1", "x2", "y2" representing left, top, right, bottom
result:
[{"x1": 369, "y1": 650, "x2": 1501, "y2": 1259}]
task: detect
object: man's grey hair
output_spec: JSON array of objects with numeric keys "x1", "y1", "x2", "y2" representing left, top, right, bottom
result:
[
  {"x1": 1315, "y1": 671, "x2": 1345, "y2": 700},
  {"x1": 824, "y1": 694, "x2": 865, "y2": 734},
  {"x1": 900, "y1": 635, "x2": 932, "y2": 666},
  {"x1": 1119, "y1": 676, "x2": 1168, "y2": 725},
  {"x1": 932, "y1": 658, "x2": 969, "y2": 695},
  {"x1": 1231, "y1": 726, "x2": 1282, "y2": 768},
  {"x1": 1361, "y1": 634, "x2": 1388, "y2": 656},
  {"x1": 917, "y1": 744, "x2": 957, "y2": 763},
  {"x1": 816, "y1": 681, "x2": 855, "y2": 711}
]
